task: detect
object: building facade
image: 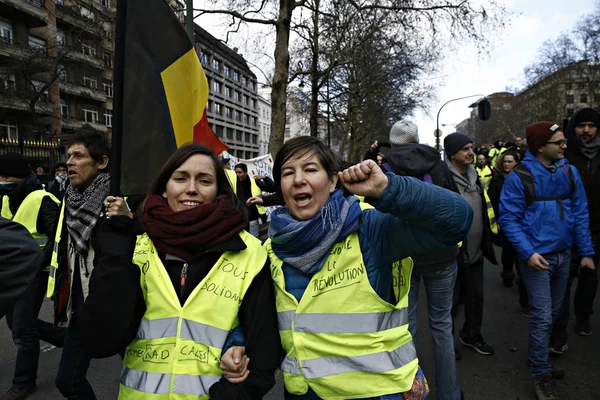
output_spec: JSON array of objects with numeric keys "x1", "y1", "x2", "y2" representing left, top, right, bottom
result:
[
  {"x1": 257, "y1": 93, "x2": 270, "y2": 155},
  {"x1": 194, "y1": 24, "x2": 260, "y2": 159}
]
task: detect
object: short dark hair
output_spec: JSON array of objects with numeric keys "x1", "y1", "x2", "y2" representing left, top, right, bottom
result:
[
  {"x1": 147, "y1": 143, "x2": 247, "y2": 220},
  {"x1": 496, "y1": 150, "x2": 520, "y2": 170},
  {"x1": 67, "y1": 127, "x2": 111, "y2": 171},
  {"x1": 234, "y1": 163, "x2": 248, "y2": 173},
  {"x1": 273, "y1": 136, "x2": 340, "y2": 190}
]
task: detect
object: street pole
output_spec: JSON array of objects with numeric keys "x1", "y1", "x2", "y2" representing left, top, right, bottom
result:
[
  {"x1": 436, "y1": 93, "x2": 487, "y2": 152},
  {"x1": 327, "y1": 76, "x2": 331, "y2": 148},
  {"x1": 186, "y1": 0, "x2": 194, "y2": 42}
]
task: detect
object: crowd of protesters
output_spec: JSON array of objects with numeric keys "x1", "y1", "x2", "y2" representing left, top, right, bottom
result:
[{"x1": 0, "y1": 107, "x2": 598, "y2": 400}]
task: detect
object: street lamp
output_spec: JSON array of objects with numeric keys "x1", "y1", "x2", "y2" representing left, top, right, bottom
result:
[{"x1": 435, "y1": 94, "x2": 491, "y2": 152}]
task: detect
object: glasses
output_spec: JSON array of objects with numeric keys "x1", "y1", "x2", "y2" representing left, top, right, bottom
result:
[{"x1": 546, "y1": 139, "x2": 567, "y2": 147}]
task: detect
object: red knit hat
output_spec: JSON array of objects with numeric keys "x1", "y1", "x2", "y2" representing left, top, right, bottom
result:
[{"x1": 526, "y1": 122, "x2": 562, "y2": 154}]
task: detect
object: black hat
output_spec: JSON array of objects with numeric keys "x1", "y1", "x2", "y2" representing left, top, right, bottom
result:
[
  {"x1": 572, "y1": 108, "x2": 600, "y2": 127},
  {"x1": 0, "y1": 152, "x2": 31, "y2": 179},
  {"x1": 444, "y1": 133, "x2": 473, "y2": 157}
]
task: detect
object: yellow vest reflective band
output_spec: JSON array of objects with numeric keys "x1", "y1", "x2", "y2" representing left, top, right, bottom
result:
[
  {"x1": 225, "y1": 169, "x2": 266, "y2": 216},
  {"x1": 47, "y1": 201, "x2": 65, "y2": 298},
  {"x1": 119, "y1": 230, "x2": 266, "y2": 399},
  {"x1": 265, "y1": 232, "x2": 418, "y2": 399},
  {"x1": 477, "y1": 166, "x2": 493, "y2": 191},
  {"x1": 2, "y1": 190, "x2": 59, "y2": 272},
  {"x1": 483, "y1": 190, "x2": 498, "y2": 234}
]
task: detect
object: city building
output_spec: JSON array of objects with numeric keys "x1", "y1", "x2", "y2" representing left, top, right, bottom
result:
[
  {"x1": 194, "y1": 24, "x2": 260, "y2": 159},
  {"x1": 257, "y1": 92, "x2": 270, "y2": 155}
]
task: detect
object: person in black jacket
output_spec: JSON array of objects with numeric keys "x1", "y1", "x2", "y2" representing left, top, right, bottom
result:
[
  {"x1": 551, "y1": 108, "x2": 600, "y2": 352},
  {"x1": 0, "y1": 217, "x2": 43, "y2": 319},
  {"x1": 0, "y1": 153, "x2": 64, "y2": 400},
  {"x1": 383, "y1": 120, "x2": 464, "y2": 400},
  {"x1": 79, "y1": 143, "x2": 281, "y2": 399},
  {"x1": 488, "y1": 151, "x2": 529, "y2": 315},
  {"x1": 46, "y1": 162, "x2": 69, "y2": 202}
]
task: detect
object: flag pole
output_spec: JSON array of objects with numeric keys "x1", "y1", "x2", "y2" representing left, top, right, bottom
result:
[
  {"x1": 186, "y1": 0, "x2": 194, "y2": 42},
  {"x1": 110, "y1": 0, "x2": 127, "y2": 195}
]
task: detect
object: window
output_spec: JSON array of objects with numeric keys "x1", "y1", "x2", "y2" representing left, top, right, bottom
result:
[
  {"x1": 566, "y1": 94, "x2": 574, "y2": 104},
  {"x1": 245, "y1": 151, "x2": 252, "y2": 159},
  {"x1": 226, "y1": 128, "x2": 234, "y2": 139},
  {"x1": 56, "y1": 29, "x2": 65, "y2": 47},
  {"x1": 31, "y1": 80, "x2": 48, "y2": 100},
  {"x1": 224, "y1": 66, "x2": 230, "y2": 78},
  {"x1": 0, "y1": 118, "x2": 18, "y2": 141},
  {"x1": 104, "y1": 29, "x2": 112, "y2": 39},
  {"x1": 0, "y1": 20, "x2": 11, "y2": 44},
  {"x1": 234, "y1": 91, "x2": 240, "y2": 101},
  {"x1": 236, "y1": 131, "x2": 242, "y2": 141},
  {"x1": 225, "y1": 107, "x2": 232, "y2": 118},
  {"x1": 214, "y1": 103, "x2": 222, "y2": 115},
  {"x1": 594, "y1": 93, "x2": 600, "y2": 103},
  {"x1": 60, "y1": 98, "x2": 68, "y2": 119},
  {"x1": 103, "y1": 80, "x2": 113, "y2": 97},
  {"x1": 242, "y1": 76, "x2": 246, "y2": 86},
  {"x1": 578, "y1": 83, "x2": 586, "y2": 90},
  {"x1": 58, "y1": 65, "x2": 67, "y2": 83},
  {"x1": 200, "y1": 51, "x2": 209, "y2": 66},
  {"x1": 212, "y1": 58, "x2": 220, "y2": 71},
  {"x1": 235, "y1": 110, "x2": 241, "y2": 122},
  {"x1": 28, "y1": 35, "x2": 46, "y2": 53},
  {"x1": 252, "y1": 116, "x2": 257, "y2": 126},
  {"x1": 80, "y1": 6, "x2": 95, "y2": 21},
  {"x1": 245, "y1": 114, "x2": 250, "y2": 124},
  {"x1": 101, "y1": 0, "x2": 110, "y2": 7},
  {"x1": 565, "y1": 83, "x2": 572, "y2": 90},
  {"x1": 245, "y1": 132, "x2": 250, "y2": 142},
  {"x1": 252, "y1": 134, "x2": 257, "y2": 144},
  {"x1": 243, "y1": 95, "x2": 248, "y2": 105},
  {"x1": 104, "y1": 109, "x2": 112, "y2": 127},
  {"x1": 82, "y1": 43, "x2": 96, "y2": 56},
  {"x1": 83, "y1": 105, "x2": 99, "y2": 123},
  {"x1": 215, "y1": 125, "x2": 223, "y2": 138},
  {"x1": 1, "y1": 74, "x2": 16, "y2": 91},
  {"x1": 567, "y1": 108, "x2": 575, "y2": 117},
  {"x1": 225, "y1": 86, "x2": 232, "y2": 98},
  {"x1": 580, "y1": 94, "x2": 588, "y2": 104},
  {"x1": 83, "y1": 76, "x2": 97, "y2": 89},
  {"x1": 56, "y1": 0, "x2": 64, "y2": 4},
  {"x1": 249, "y1": 81, "x2": 255, "y2": 90},
  {"x1": 212, "y1": 80, "x2": 221, "y2": 93},
  {"x1": 252, "y1": 99, "x2": 256, "y2": 109},
  {"x1": 233, "y1": 71, "x2": 239, "y2": 82},
  {"x1": 103, "y1": 51, "x2": 112, "y2": 68}
]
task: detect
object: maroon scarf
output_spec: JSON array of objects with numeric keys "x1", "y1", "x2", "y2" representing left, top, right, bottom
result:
[{"x1": 142, "y1": 194, "x2": 247, "y2": 261}]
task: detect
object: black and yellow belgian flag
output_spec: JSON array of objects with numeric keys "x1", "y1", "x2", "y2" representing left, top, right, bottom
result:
[{"x1": 111, "y1": 0, "x2": 228, "y2": 196}]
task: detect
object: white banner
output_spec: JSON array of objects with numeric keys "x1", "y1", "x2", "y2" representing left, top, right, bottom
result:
[{"x1": 223, "y1": 152, "x2": 274, "y2": 180}]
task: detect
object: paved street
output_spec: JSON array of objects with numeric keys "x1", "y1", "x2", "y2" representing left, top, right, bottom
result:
[{"x1": 1, "y1": 248, "x2": 599, "y2": 399}]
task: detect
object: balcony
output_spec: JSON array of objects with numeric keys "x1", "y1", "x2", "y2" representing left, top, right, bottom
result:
[
  {"x1": 59, "y1": 82, "x2": 106, "y2": 102},
  {"x1": 0, "y1": 0, "x2": 48, "y2": 27},
  {"x1": 62, "y1": 49, "x2": 104, "y2": 70},
  {"x1": 55, "y1": 5, "x2": 104, "y2": 37},
  {"x1": 0, "y1": 88, "x2": 53, "y2": 114},
  {"x1": 61, "y1": 117, "x2": 107, "y2": 132},
  {"x1": 77, "y1": 0, "x2": 115, "y2": 18}
]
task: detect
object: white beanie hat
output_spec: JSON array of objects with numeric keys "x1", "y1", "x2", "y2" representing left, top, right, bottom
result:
[{"x1": 389, "y1": 121, "x2": 419, "y2": 146}]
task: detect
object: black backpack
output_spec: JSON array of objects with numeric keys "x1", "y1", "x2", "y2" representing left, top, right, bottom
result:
[{"x1": 512, "y1": 163, "x2": 576, "y2": 219}]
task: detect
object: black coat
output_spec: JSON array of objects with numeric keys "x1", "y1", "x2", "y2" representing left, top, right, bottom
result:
[
  {"x1": 565, "y1": 109, "x2": 600, "y2": 236},
  {"x1": 78, "y1": 216, "x2": 282, "y2": 400},
  {"x1": 0, "y1": 217, "x2": 43, "y2": 318}
]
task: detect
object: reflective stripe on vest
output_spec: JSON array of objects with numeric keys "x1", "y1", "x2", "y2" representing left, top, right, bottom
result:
[
  {"x1": 477, "y1": 166, "x2": 493, "y2": 190},
  {"x1": 266, "y1": 231, "x2": 418, "y2": 398},
  {"x1": 119, "y1": 231, "x2": 266, "y2": 399},
  {"x1": 47, "y1": 201, "x2": 66, "y2": 298},
  {"x1": 121, "y1": 367, "x2": 221, "y2": 396},
  {"x1": 483, "y1": 190, "x2": 498, "y2": 234}
]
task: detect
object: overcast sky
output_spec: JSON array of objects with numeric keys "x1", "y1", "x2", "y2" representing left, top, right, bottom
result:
[{"x1": 193, "y1": 0, "x2": 597, "y2": 146}]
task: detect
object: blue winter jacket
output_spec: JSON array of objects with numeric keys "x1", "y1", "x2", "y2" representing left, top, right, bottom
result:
[
  {"x1": 281, "y1": 173, "x2": 472, "y2": 400},
  {"x1": 498, "y1": 151, "x2": 594, "y2": 261}
]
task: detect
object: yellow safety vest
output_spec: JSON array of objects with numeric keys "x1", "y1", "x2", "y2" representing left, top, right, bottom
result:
[
  {"x1": 265, "y1": 232, "x2": 418, "y2": 399},
  {"x1": 483, "y1": 190, "x2": 498, "y2": 235},
  {"x1": 225, "y1": 169, "x2": 266, "y2": 216},
  {"x1": 476, "y1": 166, "x2": 493, "y2": 191},
  {"x1": 119, "y1": 230, "x2": 266, "y2": 399},
  {"x1": 2, "y1": 190, "x2": 59, "y2": 271},
  {"x1": 47, "y1": 202, "x2": 65, "y2": 298}
]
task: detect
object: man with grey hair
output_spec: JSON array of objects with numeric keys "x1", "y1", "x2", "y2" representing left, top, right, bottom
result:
[{"x1": 381, "y1": 120, "x2": 465, "y2": 400}]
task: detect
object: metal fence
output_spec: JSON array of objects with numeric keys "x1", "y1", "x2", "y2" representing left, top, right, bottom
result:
[{"x1": 0, "y1": 138, "x2": 63, "y2": 183}]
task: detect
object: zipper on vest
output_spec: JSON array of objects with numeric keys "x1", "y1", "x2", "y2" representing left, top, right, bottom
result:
[{"x1": 180, "y1": 263, "x2": 188, "y2": 299}]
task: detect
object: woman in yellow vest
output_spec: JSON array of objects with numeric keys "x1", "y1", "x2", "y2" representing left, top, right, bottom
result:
[
  {"x1": 263, "y1": 136, "x2": 472, "y2": 400},
  {"x1": 79, "y1": 144, "x2": 281, "y2": 399}
]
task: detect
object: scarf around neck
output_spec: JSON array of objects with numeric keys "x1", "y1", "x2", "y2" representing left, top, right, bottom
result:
[
  {"x1": 578, "y1": 134, "x2": 600, "y2": 161},
  {"x1": 446, "y1": 160, "x2": 480, "y2": 195},
  {"x1": 268, "y1": 190, "x2": 362, "y2": 274},
  {"x1": 65, "y1": 172, "x2": 110, "y2": 257},
  {"x1": 142, "y1": 194, "x2": 247, "y2": 262}
]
